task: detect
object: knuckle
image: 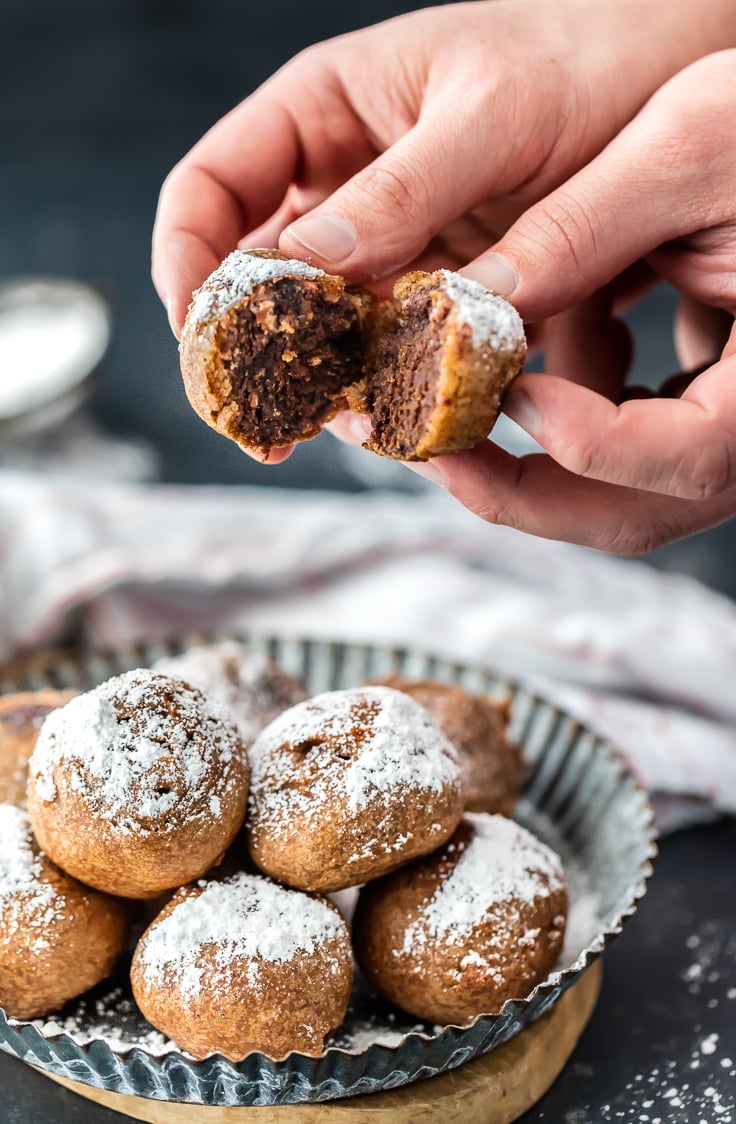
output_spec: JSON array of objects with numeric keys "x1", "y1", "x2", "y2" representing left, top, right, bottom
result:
[
  {"x1": 552, "y1": 434, "x2": 599, "y2": 480},
  {"x1": 352, "y1": 160, "x2": 431, "y2": 225},
  {"x1": 671, "y1": 442, "x2": 734, "y2": 501},
  {"x1": 518, "y1": 190, "x2": 603, "y2": 274},
  {"x1": 604, "y1": 518, "x2": 672, "y2": 557}
]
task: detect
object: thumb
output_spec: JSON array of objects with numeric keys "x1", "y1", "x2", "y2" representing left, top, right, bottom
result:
[{"x1": 279, "y1": 117, "x2": 485, "y2": 281}]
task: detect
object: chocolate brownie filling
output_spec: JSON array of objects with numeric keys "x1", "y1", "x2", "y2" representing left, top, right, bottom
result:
[
  {"x1": 215, "y1": 277, "x2": 365, "y2": 448},
  {"x1": 366, "y1": 289, "x2": 447, "y2": 460}
]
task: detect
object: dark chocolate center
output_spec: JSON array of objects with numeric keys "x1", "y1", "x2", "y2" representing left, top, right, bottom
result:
[
  {"x1": 217, "y1": 278, "x2": 364, "y2": 447},
  {"x1": 367, "y1": 289, "x2": 447, "y2": 460}
]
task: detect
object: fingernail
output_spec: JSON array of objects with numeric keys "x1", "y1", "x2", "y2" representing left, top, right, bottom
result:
[
  {"x1": 287, "y1": 215, "x2": 357, "y2": 263},
  {"x1": 503, "y1": 390, "x2": 541, "y2": 437},
  {"x1": 463, "y1": 252, "x2": 518, "y2": 297},
  {"x1": 349, "y1": 413, "x2": 373, "y2": 442},
  {"x1": 404, "y1": 460, "x2": 447, "y2": 488},
  {"x1": 166, "y1": 297, "x2": 180, "y2": 340}
]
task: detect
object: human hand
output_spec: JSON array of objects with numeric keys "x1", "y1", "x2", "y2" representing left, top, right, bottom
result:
[
  {"x1": 403, "y1": 51, "x2": 736, "y2": 554},
  {"x1": 153, "y1": 0, "x2": 735, "y2": 337}
]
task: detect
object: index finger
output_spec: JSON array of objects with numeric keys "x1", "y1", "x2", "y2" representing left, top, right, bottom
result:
[{"x1": 152, "y1": 94, "x2": 299, "y2": 334}]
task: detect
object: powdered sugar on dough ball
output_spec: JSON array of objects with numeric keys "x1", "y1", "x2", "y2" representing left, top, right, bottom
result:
[
  {"x1": 154, "y1": 642, "x2": 307, "y2": 745},
  {"x1": 131, "y1": 872, "x2": 352, "y2": 1060},
  {"x1": 404, "y1": 812, "x2": 566, "y2": 952},
  {"x1": 247, "y1": 686, "x2": 464, "y2": 892},
  {"x1": 189, "y1": 250, "x2": 326, "y2": 325},
  {"x1": 439, "y1": 271, "x2": 526, "y2": 351}
]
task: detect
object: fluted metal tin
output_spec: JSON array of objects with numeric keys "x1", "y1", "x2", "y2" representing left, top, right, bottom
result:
[{"x1": 0, "y1": 635, "x2": 656, "y2": 1106}]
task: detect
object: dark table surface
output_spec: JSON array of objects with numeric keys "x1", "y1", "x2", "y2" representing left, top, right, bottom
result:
[
  {"x1": 1, "y1": 2, "x2": 735, "y2": 1121},
  {"x1": 1, "y1": 818, "x2": 734, "y2": 1123}
]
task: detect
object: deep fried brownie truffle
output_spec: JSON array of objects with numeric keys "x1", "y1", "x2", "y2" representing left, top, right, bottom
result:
[
  {"x1": 353, "y1": 812, "x2": 568, "y2": 1024},
  {"x1": 360, "y1": 270, "x2": 526, "y2": 460},
  {"x1": 179, "y1": 249, "x2": 375, "y2": 455},
  {"x1": 131, "y1": 871, "x2": 352, "y2": 1060},
  {"x1": 247, "y1": 686, "x2": 463, "y2": 892},
  {"x1": 26, "y1": 670, "x2": 249, "y2": 898},
  {"x1": 154, "y1": 641, "x2": 307, "y2": 745},
  {"x1": 0, "y1": 804, "x2": 129, "y2": 1018}
]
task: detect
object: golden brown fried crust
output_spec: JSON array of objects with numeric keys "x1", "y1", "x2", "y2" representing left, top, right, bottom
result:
[
  {"x1": 0, "y1": 691, "x2": 77, "y2": 808},
  {"x1": 372, "y1": 677, "x2": 522, "y2": 816},
  {"x1": 248, "y1": 778, "x2": 464, "y2": 894},
  {"x1": 353, "y1": 821, "x2": 568, "y2": 1025},
  {"x1": 130, "y1": 885, "x2": 353, "y2": 1060},
  {"x1": 0, "y1": 845, "x2": 130, "y2": 1020}
]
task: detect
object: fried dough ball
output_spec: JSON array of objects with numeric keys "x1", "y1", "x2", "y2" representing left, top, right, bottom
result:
[
  {"x1": 0, "y1": 804, "x2": 129, "y2": 1019},
  {"x1": 353, "y1": 813, "x2": 568, "y2": 1024},
  {"x1": 131, "y1": 872, "x2": 352, "y2": 1060},
  {"x1": 27, "y1": 670, "x2": 249, "y2": 898},
  {"x1": 247, "y1": 686, "x2": 463, "y2": 892}
]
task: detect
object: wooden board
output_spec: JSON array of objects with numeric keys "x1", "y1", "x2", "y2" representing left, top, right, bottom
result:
[{"x1": 38, "y1": 961, "x2": 600, "y2": 1124}]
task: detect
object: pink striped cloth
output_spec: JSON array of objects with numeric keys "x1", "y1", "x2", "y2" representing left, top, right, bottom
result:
[{"x1": 1, "y1": 469, "x2": 734, "y2": 832}]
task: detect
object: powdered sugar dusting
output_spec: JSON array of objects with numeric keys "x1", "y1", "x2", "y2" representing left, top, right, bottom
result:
[
  {"x1": 402, "y1": 813, "x2": 566, "y2": 958},
  {"x1": 189, "y1": 251, "x2": 326, "y2": 324},
  {"x1": 154, "y1": 642, "x2": 306, "y2": 745},
  {"x1": 440, "y1": 270, "x2": 525, "y2": 351},
  {"x1": 249, "y1": 686, "x2": 460, "y2": 842},
  {"x1": 28, "y1": 670, "x2": 245, "y2": 836},
  {"x1": 137, "y1": 872, "x2": 348, "y2": 1002},
  {"x1": 0, "y1": 804, "x2": 59, "y2": 951}
]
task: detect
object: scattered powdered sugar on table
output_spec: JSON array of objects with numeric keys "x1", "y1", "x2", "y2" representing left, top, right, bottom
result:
[
  {"x1": 154, "y1": 641, "x2": 306, "y2": 745},
  {"x1": 440, "y1": 270, "x2": 525, "y2": 351},
  {"x1": 0, "y1": 804, "x2": 59, "y2": 951},
  {"x1": 137, "y1": 872, "x2": 348, "y2": 1002},
  {"x1": 189, "y1": 250, "x2": 326, "y2": 324},
  {"x1": 249, "y1": 686, "x2": 460, "y2": 833},
  {"x1": 28, "y1": 670, "x2": 243, "y2": 835},
  {"x1": 402, "y1": 813, "x2": 566, "y2": 958}
]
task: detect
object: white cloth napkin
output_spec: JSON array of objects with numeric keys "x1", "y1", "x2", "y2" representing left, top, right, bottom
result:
[{"x1": 1, "y1": 469, "x2": 734, "y2": 833}]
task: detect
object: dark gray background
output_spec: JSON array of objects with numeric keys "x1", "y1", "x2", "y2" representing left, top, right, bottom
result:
[{"x1": 1, "y1": 0, "x2": 734, "y2": 594}]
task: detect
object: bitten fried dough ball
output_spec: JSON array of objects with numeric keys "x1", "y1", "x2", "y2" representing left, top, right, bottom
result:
[
  {"x1": 26, "y1": 670, "x2": 249, "y2": 899},
  {"x1": 373, "y1": 676, "x2": 522, "y2": 815},
  {"x1": 247, "y1": 686, "x2": 464, "y2": 893},
  {"x1": 179, "y1": 251, "x2": 526, "y2": 462},
  {"x1": 358, "y1": 269, "x2": 527, "y2": 461},
  {"x1": 130, "y1": 872, "x2": 353, "y2": 1060},
  {"x1": 154, "y1": 641, "x2": 307, "y2": 745},
  {"x1": 0, "y1": 690, "x2": 77, "y2": 807},
  {"x1": 179, "y1": 249, "x2": 375, "y2": 456},
  {"x1": 353, "y1": 813, "x2": 568, "y2": 1025},
  {"x1": 0, "y1": 804, "x2": 130, "y2": 1019}
]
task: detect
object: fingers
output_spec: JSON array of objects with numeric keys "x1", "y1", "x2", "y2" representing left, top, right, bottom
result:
[
  {"x1": 539, "y1": 288, "x2": 633, "y2": 400},
  {"x1": 279, "y1": 111, "x2": 497, "y2": 282},
  {"x1": 462, "y1": 52, "x2": 736, "y2": 321},
  {"x1": 675, "y1": 295, "x2": 734, "y2": 370},
  {"x1": 408, "y1": 443, "x2": 736, "y2": 554},
  {"x1": 502, "y1": 352, "x2": 736, "y2": 501},
  {"x1": 152, "y1": 96, "x2": 300, "y2": 333}
]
